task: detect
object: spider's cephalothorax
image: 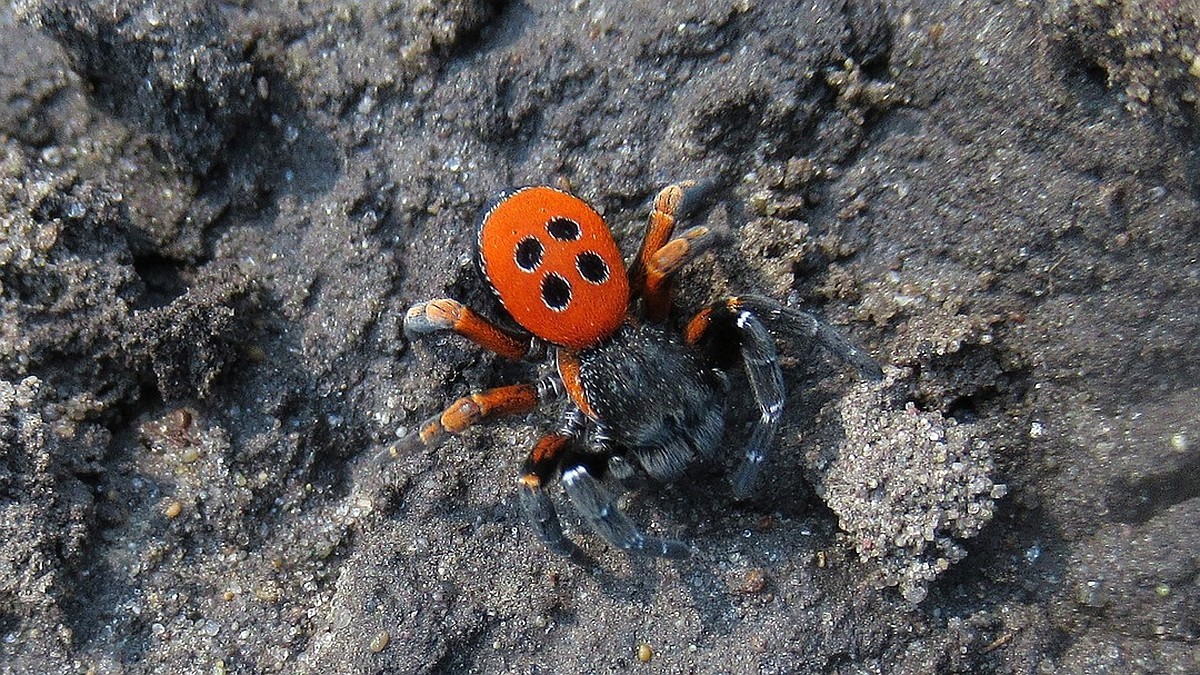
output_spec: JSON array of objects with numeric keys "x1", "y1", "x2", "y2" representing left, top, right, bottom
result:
[{"x1": 392, "y1": 183, "x2": 883, "y2": 558}]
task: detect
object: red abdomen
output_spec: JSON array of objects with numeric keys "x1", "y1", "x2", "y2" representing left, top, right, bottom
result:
[{"x1": 478, "y1": 186, "x2": 630, "y2": 349}]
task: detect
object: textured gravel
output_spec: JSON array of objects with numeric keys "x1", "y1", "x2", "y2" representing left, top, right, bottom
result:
[{"x1": 2, "y1": 1, "x2": 1197, "y2": 673}]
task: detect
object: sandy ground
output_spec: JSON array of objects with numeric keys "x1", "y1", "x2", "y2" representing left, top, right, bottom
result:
[{"x1": 1, "y1": 1, "x2": 1198, "y2": 673}]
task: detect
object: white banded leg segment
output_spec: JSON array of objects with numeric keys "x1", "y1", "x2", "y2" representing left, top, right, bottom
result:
[
  {"x1": 731, "y1": 310, "x2": 786, "y2": 499},
  {"x1": 735, "y1": 295, "x2": 884, "y2": 380},
  {"x1": 560, "y1": 465, "x2": 691, "y2": 559},
  {"x1": 518, "y1": 481, "x2": 582, "y2": 557},
  {"x1": 517, "y1": 408, "x2": 585, "y2": 557}
]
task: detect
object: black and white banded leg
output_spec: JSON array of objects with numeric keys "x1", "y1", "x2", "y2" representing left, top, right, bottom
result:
[
  {"x1": 517, "y1": 410, "x2": 587, "y2": 557},
  {"x1": 560, "y1": 460, "x2": 692, "y2": 559},
  {"x1": 686, "y1": 295, "x2": 883, "y2": 498},
  {"x1": 727, "y1": 308, "x2": 786, "y2": 499},
  {"x1": 518, "y1": 473, "x2": 580, "y2": 557},
  {"x1": 735, "y1": 295, "x2": 885, "y2": 381}
]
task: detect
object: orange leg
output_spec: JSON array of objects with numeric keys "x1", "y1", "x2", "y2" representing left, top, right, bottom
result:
[
  {"x1": 372, "y1": 379, "x2": 560, "y2": 465},
  {"x1": 685, "y1": 296, "x2": 756, "y2": 347},
  {"x1": 369, "y1": 379, "x2": 561, "y2": 468},
  {"x1": 641, "y1": 225, "x2": 723, "y2": 322},
  {"x1": 518, "y1": 433, "x2": 571, "y2": 489},
  {"x1": 555, "y1": 350, "x2": 598, "y2": 419},
  {"x1": 628, "y1": 183, "x2": 688, "y2": 301},
  {"x1": 405, "y1": 298, "x2": 534, "y2": 360},
  {"x1": 415, "y1": 382, "x2": 544, "y2": 446},
  {"x1": 684, "y1": 305, "x2": 716, "y2": 346}
]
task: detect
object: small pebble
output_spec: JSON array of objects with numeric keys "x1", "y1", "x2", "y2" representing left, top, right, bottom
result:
[
  {"x1": 370, "y1": 630, "x2": 390, "y2": 653},
  {"x1": 738, "y1": 568, "x2": 769, "y2": 594},
  {"x1": 637, "y1": 643, "x2": 653, "y2": 663},
  {"x1": 164, "y1": 501, "x2": 183, "y2": 519}
]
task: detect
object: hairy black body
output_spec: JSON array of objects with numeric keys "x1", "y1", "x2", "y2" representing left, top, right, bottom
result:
[{"x1": 579, "y1": 322, "x2": 725, "y2": 480}]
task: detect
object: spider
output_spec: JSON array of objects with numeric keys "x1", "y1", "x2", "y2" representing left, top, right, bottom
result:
[{"x1": 389, "y1": 182, "x2": 883, "y2": 558}]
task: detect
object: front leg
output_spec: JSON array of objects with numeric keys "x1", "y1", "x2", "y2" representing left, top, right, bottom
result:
[
  {"x1": 518, "y1": 430, "x2": 582, "y2": 557},
  {"x1": 687, "y1": 296, "x2": 884, "y2": 381},
  {"x1": 729, "y1": 296, "x2": 884, "y2": 380},
  {"x1": 560, "y1": 461, "x2": 692, "y2": 559},
  {"x1": 628, "y1": 181, "x2": 724, "y2": 322},
  {"x1": 627, "y1": 183, "x2": 687, "y2": 301},
  {"x1": 640, "y1": 224, "x2": 725, "y2": 322},
  {"x1": 405, "y1": 298, "x2": 535, "y2": 360}
]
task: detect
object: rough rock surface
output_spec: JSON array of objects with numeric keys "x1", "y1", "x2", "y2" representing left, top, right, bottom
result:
[{"x1": 1, "y1": 0, "x2": 1197, "y2": 673}]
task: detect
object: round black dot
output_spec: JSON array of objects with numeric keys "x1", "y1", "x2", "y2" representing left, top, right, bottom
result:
[
  {"x1": 546, "y1": 216, "x2": 581, "y2": 241},
  {"x1": 576, "y1": 251, "x2": 609, "y2": 284},
  {"x1": 514, "y1": 237, "x2": 543, "y2": 272},
  {"x1": 541, "y1": 273, "x2": 572, "y2": 311}
]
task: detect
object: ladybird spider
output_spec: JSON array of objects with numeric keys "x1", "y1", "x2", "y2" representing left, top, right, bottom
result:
[{"x1": 390, "y1": 182, "x2": 883, "y2": 558}]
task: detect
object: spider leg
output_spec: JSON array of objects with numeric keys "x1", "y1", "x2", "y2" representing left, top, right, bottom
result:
[
  {"x1": 370, "y1": 376, "x2": 562, "y2": 464},
  {"x1": 522, "y1": 417, "x2": 686, "y2": 560},
  {"x1": 730, "y1": 295, "x2": 884, "y2": 380},
  {"x1": 628, "y1": 183, "x2": 687, "y2": 299},
  {"x1": 518, "y1": 432, "x2": 583, "y2": 557},
  {"x1": 560, "y1": 461, "x2": 691, "y2": 559},
  {"x1": 628, "y1": 181, "x2": 723, "y2": 322},
  {"x1": 725, "y1": 310, "x2": 786, "y2": 499},
  {"x1": 405, "y1": 298, "x2": 535, "y2": 360},
  {"x1": 640, "y1": 225, "x2": 726, "y2": 322},
  {"x1": 513, "y1": 410, "x2": 590, "y2": 557},
  {"x1": 686, "y1": 296, "x2": 883, "y2": 380},
  {"x1": 686, "y1": 296, "x2": 883, "y2": 497}
]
